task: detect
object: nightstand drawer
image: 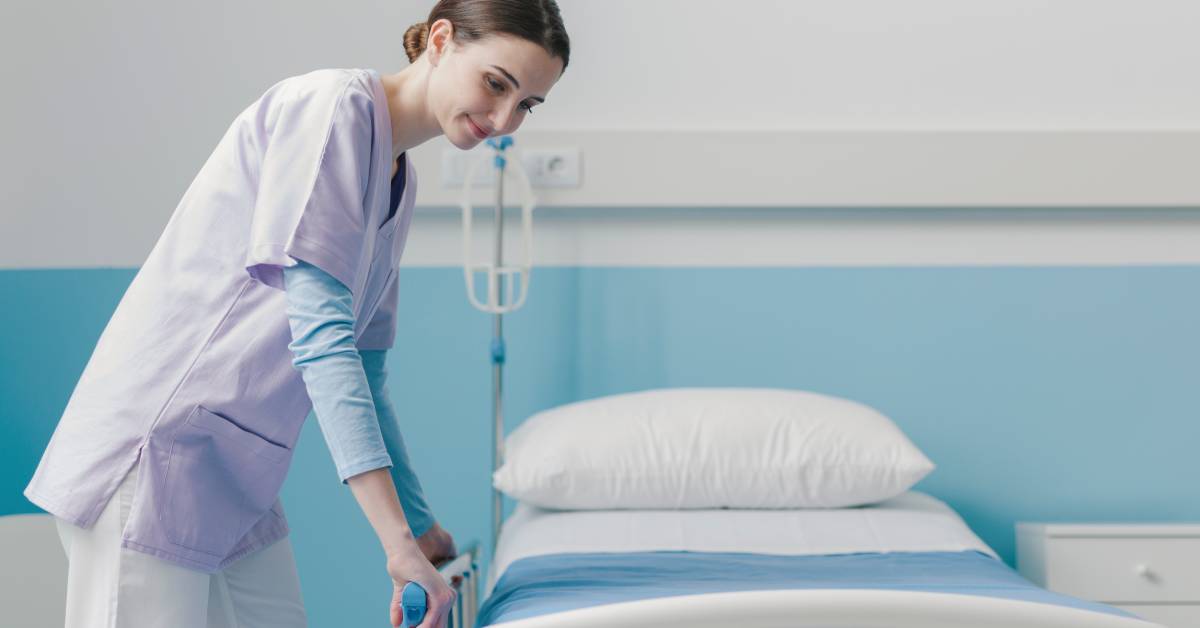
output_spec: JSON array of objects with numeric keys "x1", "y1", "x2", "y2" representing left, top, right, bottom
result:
[
  {"x1": 1115, "y1": 604, "x2": 1200, "y2": 628},
  {"x1": 1045, "y1": 537, "x2": 1200, "y2": 602}
]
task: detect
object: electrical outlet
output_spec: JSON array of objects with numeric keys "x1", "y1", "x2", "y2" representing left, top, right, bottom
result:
[{"x1": 521, "y1": 148, "x2": 581, "y2": 188}]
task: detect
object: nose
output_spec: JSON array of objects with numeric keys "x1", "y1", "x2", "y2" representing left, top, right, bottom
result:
[{"x1": 491, "y1": 107, "x2": 514, "y2": 135}]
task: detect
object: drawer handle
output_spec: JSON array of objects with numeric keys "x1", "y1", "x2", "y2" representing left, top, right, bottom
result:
[{"x1": 1134, "y1": 563, "x2": 1160, "y2": 583}]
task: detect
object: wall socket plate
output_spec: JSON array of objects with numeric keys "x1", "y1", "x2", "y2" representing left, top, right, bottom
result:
[
  {"x1": 521, "y1": 148, "x2": 581, "y2": 188},
  {"x1": 441, "y1": 147, "x2": 581, "y2": 188}
]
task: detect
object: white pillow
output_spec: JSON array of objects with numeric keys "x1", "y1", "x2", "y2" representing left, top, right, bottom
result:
[{"x1": 493, "y1": 387, "x2": 935, "y2": 510}]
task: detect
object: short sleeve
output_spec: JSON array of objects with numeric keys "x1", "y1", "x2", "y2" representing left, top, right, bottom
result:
[
  {"x1": 356, "y1": 271, "x2": 398, "y2": 350},
  {"x1": 245, "y1": 76, "x2": 375, "y2": 293}
]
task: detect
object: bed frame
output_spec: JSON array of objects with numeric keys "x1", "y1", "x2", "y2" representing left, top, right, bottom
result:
[{"x1": 437, "y1": 541, "x2": 481, "y2": 628}]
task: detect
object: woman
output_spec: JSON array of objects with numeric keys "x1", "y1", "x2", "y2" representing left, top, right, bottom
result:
[{"x1": 23, "y1": 1, "x2": 569, "y2": 626}]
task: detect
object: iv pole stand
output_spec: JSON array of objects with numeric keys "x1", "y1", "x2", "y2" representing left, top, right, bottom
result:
[
  {"x1": 464, "y1": 133, "x2": 532, "y2": 565},
  {"x1": 487, "y1": 136, "x2": 512, "y2": 555}
]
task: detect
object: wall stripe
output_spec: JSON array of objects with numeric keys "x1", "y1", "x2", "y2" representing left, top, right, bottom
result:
[
  {"x1": 405, "y1": 207, "x2": 1200, "y2": 267},
  {"x1": 411, "y1": 130, "x2": 1200, "y2": 208},
  {"x1": 8, "y1": 207, "x2": 1200, "y2": 270}
]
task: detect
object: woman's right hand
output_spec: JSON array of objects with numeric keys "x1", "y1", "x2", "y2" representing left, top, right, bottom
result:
[
  {"x1": 386, "y1": 536, "x2": 457, "y2": 628},
  {"x1": 342, "y1": 468, "x2": 457, "y2": 627}
]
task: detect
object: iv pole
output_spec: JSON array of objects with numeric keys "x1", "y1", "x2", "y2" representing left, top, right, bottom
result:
[
  {"x1": 489, "y1": 137, "x2": 507, "y2": 555},
  {"x1": 459, "y1": 135, "x2": 535, "y2": 557}
]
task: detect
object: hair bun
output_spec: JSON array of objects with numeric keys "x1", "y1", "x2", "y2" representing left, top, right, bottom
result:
[{"x1": 403, "y1": 22, "x2": 429, "y2": 62}]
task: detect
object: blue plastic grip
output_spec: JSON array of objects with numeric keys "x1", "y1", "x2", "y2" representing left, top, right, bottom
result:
[
  {"x1": 490, "y1": 338, "x2": 506, "y2": 365},
  {"x1": 400, "y1": 581, "x2": 427, "y2": 627}
]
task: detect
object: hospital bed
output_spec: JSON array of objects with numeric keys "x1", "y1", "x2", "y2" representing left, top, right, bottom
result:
[
  {"x1": 460, "y1": 387, "x2": 1163, "y2": 628},
  {"x1": 472, "y1": 493, "x2": 1161, "y2": 627}
]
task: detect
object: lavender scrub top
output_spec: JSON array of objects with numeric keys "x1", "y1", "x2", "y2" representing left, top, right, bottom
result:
[{"x1": 24, "y1": 68, "x2": 416, "y2": 573}]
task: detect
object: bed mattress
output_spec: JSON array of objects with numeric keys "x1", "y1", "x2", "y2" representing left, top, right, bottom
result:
[
  {"x1": 480, "y1": 492, "x2": 1146, "y2": 626},
  {"x1": 488, "y1": 490, "x2": 995, "y2": 593},
  {"x1": 478, "y1": 550, "x2": 1138, "y2": 625}
]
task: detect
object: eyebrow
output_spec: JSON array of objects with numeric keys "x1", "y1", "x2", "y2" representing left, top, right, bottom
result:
[{"x1": 490, "y1": 65, "x2": 546, "y2": 103}]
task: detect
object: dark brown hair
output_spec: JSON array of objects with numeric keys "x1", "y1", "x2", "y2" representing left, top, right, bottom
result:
[{"x1": 403, "y1": 0, "x2": 570, "y2": 74}]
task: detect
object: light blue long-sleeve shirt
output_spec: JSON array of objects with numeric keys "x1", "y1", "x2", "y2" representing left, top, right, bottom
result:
[{"x1": 282, "y1": 259, "x2": 434, "y2": 537}]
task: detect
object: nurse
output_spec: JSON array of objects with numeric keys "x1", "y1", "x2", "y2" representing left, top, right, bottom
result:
[{"x1": 23, "y1": 1, "x2": 569, "y2": 626}]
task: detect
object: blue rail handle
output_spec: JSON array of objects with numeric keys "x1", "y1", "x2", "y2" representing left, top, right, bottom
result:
[{"x1": 400, "y1": 581, "x2": 427, "y2": 627}]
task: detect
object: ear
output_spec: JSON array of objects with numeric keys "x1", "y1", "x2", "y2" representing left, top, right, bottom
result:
[{"x1": 426, "y1": 18, "x2": 455, "y2": 67}]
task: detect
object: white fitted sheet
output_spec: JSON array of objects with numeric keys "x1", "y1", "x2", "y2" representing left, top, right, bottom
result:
[{"x1": 487, "y1": 491, "x2": 997, "y2": 594}]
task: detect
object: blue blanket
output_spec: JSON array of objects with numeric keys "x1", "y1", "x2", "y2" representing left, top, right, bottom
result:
[{"x1": 478, "y1": 550, "x2": 1136, "y2": 625}]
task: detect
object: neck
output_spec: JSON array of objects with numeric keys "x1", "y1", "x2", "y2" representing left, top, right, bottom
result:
[{"x1": 380, "y1": 59, "x2": 442, "y2": 160}]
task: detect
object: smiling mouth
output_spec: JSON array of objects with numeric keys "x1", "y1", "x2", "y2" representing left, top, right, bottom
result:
[{"x1": 467, "y1": 117, "x2": 490, "y2": 139}]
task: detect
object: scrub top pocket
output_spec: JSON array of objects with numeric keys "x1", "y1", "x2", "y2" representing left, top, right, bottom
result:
[{"x1": 163, "y1": 404, "x2": 291, "y2": 558}]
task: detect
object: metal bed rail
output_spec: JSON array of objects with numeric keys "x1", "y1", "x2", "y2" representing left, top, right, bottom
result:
[{"x1": 436, "y1": 541, "x2": 480, "y2": 628}]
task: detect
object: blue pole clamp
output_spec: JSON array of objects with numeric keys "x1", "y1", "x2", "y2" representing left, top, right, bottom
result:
[
  {"x1": 486, "y1": 136, "x2": 514, "y2": 168},
  {"x1": 400, "y1": 581, "x2": 427, "y2": 627},
  {"x1": 490, "y1": 337, "x2": 506, "y2": 365}
]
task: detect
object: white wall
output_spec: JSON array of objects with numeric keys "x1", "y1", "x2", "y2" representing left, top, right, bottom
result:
[
  {"x1": 528, "y1": 0, "x2": 1200, "y2": 130},
  {"x1": 3, "y1": 0, "x2": 1199, "y2": 269}
]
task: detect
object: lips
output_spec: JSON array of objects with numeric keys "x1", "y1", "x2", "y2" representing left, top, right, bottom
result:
[{"x1": 467, "y1": 117, "x2": 490, "y2": 139}]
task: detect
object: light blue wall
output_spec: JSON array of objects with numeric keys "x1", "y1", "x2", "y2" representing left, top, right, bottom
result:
[{"x1": 4, "y1": 265, "x2": 1199, "y2": 625}]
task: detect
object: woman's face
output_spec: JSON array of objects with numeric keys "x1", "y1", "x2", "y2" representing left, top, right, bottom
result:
[{"x1": 426, "y1": 20, "x2": 564, "y2": 149}]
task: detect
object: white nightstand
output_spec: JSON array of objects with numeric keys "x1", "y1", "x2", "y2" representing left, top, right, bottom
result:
[{"x1": 1017, "y1": 523, "x2": 1200, "y2": 628}]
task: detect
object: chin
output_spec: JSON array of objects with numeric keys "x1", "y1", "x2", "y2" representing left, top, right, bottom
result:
[{"x1": 448, "y1": 128, "x2": 483, "y2": 150}]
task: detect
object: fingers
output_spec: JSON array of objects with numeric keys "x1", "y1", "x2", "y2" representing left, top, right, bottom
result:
[
  {"x1": 413, "y1": 608, "x2": 444, "y2": 628},
  {"x1": 414, "y1": 588, "x2": 457, "y2": 628},
  {"x1": 390, "y1": 593, "x2": 401, "y2": 627}
]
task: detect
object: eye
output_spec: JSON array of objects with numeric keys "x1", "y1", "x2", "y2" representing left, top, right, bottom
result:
[{"x1": 486, "y1": 74, "x2": 534, "y2": 114}]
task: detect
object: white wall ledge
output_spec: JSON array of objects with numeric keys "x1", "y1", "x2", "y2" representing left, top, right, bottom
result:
[{"x1": 411, "y1": 129, "x2": 1200, "y2": 209}]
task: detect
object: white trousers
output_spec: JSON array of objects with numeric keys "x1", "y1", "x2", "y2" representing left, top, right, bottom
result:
[{"x1": 54, "y1": 466, "x2": 308, "y2": 628}]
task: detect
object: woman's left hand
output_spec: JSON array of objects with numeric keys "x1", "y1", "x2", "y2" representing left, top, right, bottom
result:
[{"x1": 416, "y1": 521, "x2": 458, "y2": 567}]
